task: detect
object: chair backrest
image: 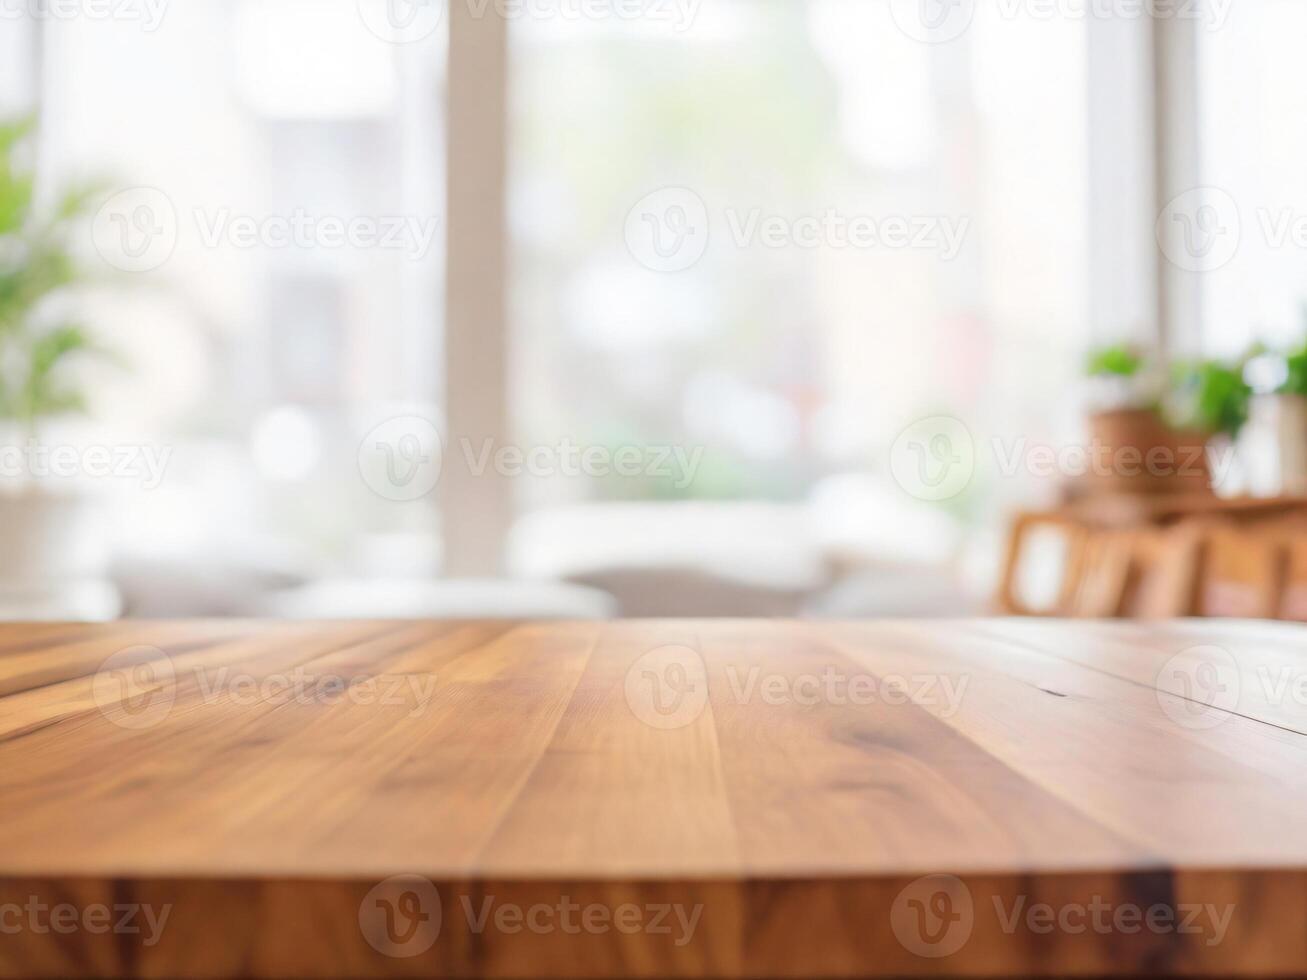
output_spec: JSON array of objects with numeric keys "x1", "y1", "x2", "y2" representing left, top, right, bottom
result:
[
  {"x1": 1118, "y1": 525, "x2": 1203, "y2": 619},
  {"x1": 1066, "y1": 529, "x2": 1133, "y2": 617},
  {"x1": 1281, "y1": 532, "x2": 1307, "y2": 622},
  {"x1": 1192, "y1": 521, "x2": 1288, "y2": 620}
]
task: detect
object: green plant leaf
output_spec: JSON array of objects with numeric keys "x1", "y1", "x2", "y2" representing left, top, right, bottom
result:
[
  {"x1": 1169, "y1": 358, "x2": 1252, "y2": 438},
  {"x1": 1279, "y1": 343, "x2": 1307, "y2": 398},
  {"x1": 15, "y1": 323, "x2": 96, "y2": 422},
  {"x1": 1086, "y1": 344, "x2": 1145, "y2": 378}
]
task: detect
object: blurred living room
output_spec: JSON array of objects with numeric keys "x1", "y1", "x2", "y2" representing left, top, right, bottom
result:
[
  {"x1": 1, "y1": 0, "x2": 1305, "y2": 623},
  {"x1": 3, "y1": 1, "x2": 1307, "y2": 978}
]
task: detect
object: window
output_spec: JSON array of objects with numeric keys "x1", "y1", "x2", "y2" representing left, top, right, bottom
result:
[
  {"x1": 38, "y1": 0, "x2": 445, "y2": 571},
  {"x1": 510, "y1": 0, "x2": 1089, "y2": 537},
  {"x1": 1196, "y1": 0, "x2": 1307, "y2": 356}
]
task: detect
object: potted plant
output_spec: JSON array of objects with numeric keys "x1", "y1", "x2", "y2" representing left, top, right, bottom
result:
[
  {"x1": 1083, "y1": 343, "x2": 1212, "y2": 495},
  {"x1": 0, "y1": 116, "x2": 119, "y2": 615},
  {"x1": 1251, "y1": 339, "x2": 1307, "y2": 494},
  {"x1": 1163, "y1": 355, "x2": 1254, "y2": 495}
]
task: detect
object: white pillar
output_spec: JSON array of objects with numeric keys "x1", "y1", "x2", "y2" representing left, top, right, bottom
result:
[
  {"x1": 441, "y1": 2, "x2": 511, "y2": 576},
  {"x1": 0, "y1": 16, "x2": 39, "y2": 114},
  {"x1": 1085, "y1": 15, "x2": 1158, "y2": 348},
  {"x1": 1151, "y1": 13, "x2": 1202, "y2": 356}
]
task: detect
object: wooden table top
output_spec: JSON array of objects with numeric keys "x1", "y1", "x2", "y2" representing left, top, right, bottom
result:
[{"x1": 2, "y1": 618, "x2": 1306, "y2": 977}]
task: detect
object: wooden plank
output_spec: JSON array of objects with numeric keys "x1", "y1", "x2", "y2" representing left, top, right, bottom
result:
[{"x1": 0, "y1": 620, "x2": 1305, "y2": 977}]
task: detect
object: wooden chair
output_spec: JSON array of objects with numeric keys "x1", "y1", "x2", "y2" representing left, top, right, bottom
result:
[
  {"x1": 1280, "y1": 531, "x2": 1307, "y2": 622},
  {"x1": 998, "y1": 518, "x2": 1201, "y2": 618},
  {"x1": 1191, "y1": 522, "x2": 1288, "y2": 619},
  {"x1": 998, "y1": 494, "x2": 1307, "y2": 621},
  {"x1": 1115, "y1": 525, "x2": 1203, "y2": 619}
]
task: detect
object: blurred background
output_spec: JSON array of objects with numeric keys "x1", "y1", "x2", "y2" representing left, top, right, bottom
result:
[{"x1": 2, "y1": 0, "x2": 1306, "y2": 621}]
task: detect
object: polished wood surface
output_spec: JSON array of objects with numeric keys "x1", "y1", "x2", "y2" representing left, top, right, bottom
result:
[{"x1": 1, "y1": 619, "x2": 1306, "y2": 977}]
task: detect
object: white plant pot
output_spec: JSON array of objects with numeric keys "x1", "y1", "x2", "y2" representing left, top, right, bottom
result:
[
  {"x1": 1274, "y1": 393, "x2": 1307, "y2": 495},
  {"x1": 0, "y1": 489, "x2": 111, "y2": 586}
]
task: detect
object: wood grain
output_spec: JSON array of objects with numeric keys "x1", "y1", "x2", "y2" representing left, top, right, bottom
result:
[{"x1": 0, "y1": 619, "x2": 1305, "y2": 977}]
